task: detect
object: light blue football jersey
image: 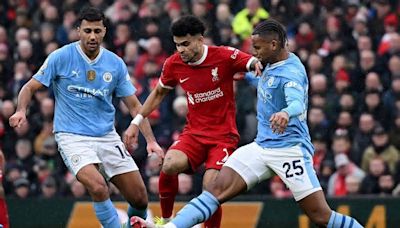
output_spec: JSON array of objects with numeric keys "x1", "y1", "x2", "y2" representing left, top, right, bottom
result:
[
  {"x1": 33, "y1": 41, "x2": 136, "y2": 136},
  {"x1": 247, "y1": 53, "x2": 314, "y2": 154}
]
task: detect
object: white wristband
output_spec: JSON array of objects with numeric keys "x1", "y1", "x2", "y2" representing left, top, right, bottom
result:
[{"x1": 131, "y1": 114, "x2": 144, "y2": 126}]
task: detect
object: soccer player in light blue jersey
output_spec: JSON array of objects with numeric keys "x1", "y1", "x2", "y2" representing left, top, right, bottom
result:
[
  {"x1": 9, "y1": 7, "x2": 163, "y2": 228},
  {"x1": 131, "y1": 19, "x2": 364, "y2": 228}
]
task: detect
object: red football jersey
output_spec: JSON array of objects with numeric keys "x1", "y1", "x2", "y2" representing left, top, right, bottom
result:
[{"x1": 160, "y1": 45, "x2": 255, "y2": 139}]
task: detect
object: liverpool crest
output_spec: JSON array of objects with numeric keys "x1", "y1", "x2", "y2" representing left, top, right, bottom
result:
[{"x1": 211, "y1": 67, "x2": 219, "y2": 82}]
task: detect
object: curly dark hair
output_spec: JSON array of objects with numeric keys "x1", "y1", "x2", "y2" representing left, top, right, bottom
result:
[
  {"x1": 78, "y1": 7, "x2": 105, "y2": 26},
  {"x1": 170, "y1": 15, "x2": 206, "y2": 37}
]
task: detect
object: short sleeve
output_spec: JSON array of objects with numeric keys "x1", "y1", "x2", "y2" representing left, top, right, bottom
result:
[
  {"x1": 222, "y1": 46, "x2": 255, "y2": 73},
  {"x1": 115, "y1": 59, "x2": 136, "y2": 97},
  {"x1": 159, "y1": 58, "x2": 176, "y2": 89},
  {"x1": 33, "y1": 50, "x2": 60, "y2": 87}
]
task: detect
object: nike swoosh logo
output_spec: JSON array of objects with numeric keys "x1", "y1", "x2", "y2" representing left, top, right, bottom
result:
[
  {"x1": 179, "y1": 77, "x2": 190, "y2": 83},
  {"x1": 216, "y1": 148, "x2": 230, "y2": 165}
]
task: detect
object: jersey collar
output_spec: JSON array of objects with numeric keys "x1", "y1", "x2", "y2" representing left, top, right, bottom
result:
[
  {"x1": 266, "y1": 58, "x2": 286, "y2": 71},
  {"x1": 266, "y1": 53, "x2": 292, "y2": 71},
  {"x1": 188, "y1": 45, "x2": 208, "y2": 66},
  {"x1": 76, "y1": 41, "x2": 104, "y2": 65}
]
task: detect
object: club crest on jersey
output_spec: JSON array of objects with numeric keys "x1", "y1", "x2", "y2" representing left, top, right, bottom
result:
[
  {"x1": 211, "y1": 67, "x2": 219, "y2": 82},
  {"x1": 87, "y1": 70, "x2": 96, "y2": 81},
  {"x1": 103, "y1": 72, "x2": 112, "y2": 82},
  {"x1": 71, "y1": 154, "x2": 81, "y2": 166},
  {"x1": 267, "y1": 76, "x2": 275, "y2": 87}
]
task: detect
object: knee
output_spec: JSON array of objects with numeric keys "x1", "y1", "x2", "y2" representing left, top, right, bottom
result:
[
  {"x1": 204, "y1": 180, "x2": 225, "y2": 201},
  {"x1": 87, "y1": 181, "x2": 109, "y2": 200},
  {"x1": 161, "y1": 161, "x2": 180, "y2": 175}
]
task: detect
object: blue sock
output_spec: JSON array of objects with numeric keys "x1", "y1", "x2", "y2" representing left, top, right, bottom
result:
[
  {"x1": 328, "y1": 211, "x2": 363, "y2": 228},
  {"x1": 93, "y1": 199, "x2": 120, "y2": 228},
  {"x1": 127, "y1": 205, "x2": 147, "y2": 224},
  {"x1": 171, "y1": 191, "x2": 219, "y2": 228}
]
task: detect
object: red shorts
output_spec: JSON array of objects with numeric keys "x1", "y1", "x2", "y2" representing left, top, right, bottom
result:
[{"x1": 169, "y1": 132, "x2": 239, "y2": 172}]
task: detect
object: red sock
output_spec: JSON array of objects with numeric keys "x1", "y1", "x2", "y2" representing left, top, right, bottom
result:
[
  {"x1": 158, "y1": 171, "x2": 178, "y2": 219},
  {"x1": 204, "y1": 206, "x2": 222, "y2": 228},
  {"x1": 0, "y1": 198, "x2": 9, "y2": 228}
]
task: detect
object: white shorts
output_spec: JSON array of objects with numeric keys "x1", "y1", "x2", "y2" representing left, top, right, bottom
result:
[
  {"x1": 55, "y1": 130, "x2": 138, "y2": 180},
  {"x1": 224, "y1": 142, "x2": 321, "y2": 201}
]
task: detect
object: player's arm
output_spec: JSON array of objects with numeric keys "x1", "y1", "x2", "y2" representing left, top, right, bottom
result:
[
  {"x1": 228, "y1": 47, "x2": 262, "y2": 76},
  {"x1": 270, "y1": 81, "x2": 305, "y2": 134},
  {"x1": 243, "y1": 72, "x2": 259, "y2": 87},
  {"x1": 135, "y1": 83, "x2": 170, "y2": 119},
  {"x1": 248, "y1": 58, "x2": 263, "y2": 76},
  {"x1": 281, "y1": 81, "x2": 305, "y2": 118},
  {"x1": 123, "y1": 83, "x2": 170, "y2": 157},
  {"x1": 122, "y1": 95, "x2": 157, "y2": 143},
  {"x1": 9, "y1": 79, "x2": 44, "y2": 128}
]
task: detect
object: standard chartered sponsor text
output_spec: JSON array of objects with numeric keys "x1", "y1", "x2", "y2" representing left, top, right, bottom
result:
[{"x1": 193, "y1": 87, "x2": 224, "y2": 103}]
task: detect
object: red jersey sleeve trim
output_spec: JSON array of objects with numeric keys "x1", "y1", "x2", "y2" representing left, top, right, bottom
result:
[{"x1": 159, "y1": 78, "x2": 174, "y2": 90}]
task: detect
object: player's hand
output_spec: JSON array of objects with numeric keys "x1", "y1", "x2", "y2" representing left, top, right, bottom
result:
[
  {"x1": 269, "y1": 111, "x2": 289, "y2": 134},
  {"x1": 9, "y1": 111, "x2": 27, "y2": 128},
  {"x1": 252, "y1": 59, "x2": 263, "y2": 76},
  {"x1": 146, "y1": 141, "x2": 165, "y2": 160},
  {"x1": 123, "y1": 124, "x2": 140, "y2": 153}
]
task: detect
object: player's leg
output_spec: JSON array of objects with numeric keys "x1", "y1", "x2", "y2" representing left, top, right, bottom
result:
[
  {"x1": 56, "y1": 133, "x2": 120, "y2": 228},
  {"x1": 77, "y1": 165, "x2": 120, "y2": 228},
  {"x1": 158, "y1": 149, "x2": 189, "y2": 221},
  {"x1": 159, "y1": 134, "x2": 206, "y2": 223},
  {"x1": 202, "y1": 169, "x2": 221, "y2": 228},
  {"x1": 111, "y1": 171, "x2": 148, "y2": 218},
  {"x1": 201, "y1": 141, "x2": 237, "y2": 228},
  {"x1": 165, "y1": 142, "x2": 270, "y2": 228},
  {"x1": 0, "y1": 151, "x2": 9, "y2": 228},
  {"x1": 298, "y1": 190, "x2": 362, "y2": 227},
  {"x1": 159, "y1": 167, "x2": 246, "y2": 228},
  {"x1": 100, "y1": 133, "x2": 149, "y2": 225},
  {"x1": 266, "y1": 145, "x2": 363, "y2": 228}
]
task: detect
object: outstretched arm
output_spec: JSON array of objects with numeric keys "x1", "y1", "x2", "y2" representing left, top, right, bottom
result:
[
  {"x1": 9, "y1": 79, "x2": 44, "y2": 128},
  {"x1": 123, "y1": 83, "x2": 170, "y2": 157},
  {"x1": 122, "y1": 95, "x2": 157, "y2": 143}
]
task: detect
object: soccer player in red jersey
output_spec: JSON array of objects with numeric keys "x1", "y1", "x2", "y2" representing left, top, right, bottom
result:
[
  {"x1": 0, "y1": 150, "x2": 9, "y2": 228},
  {"x1": 124, "y1": 15, "x2": 262, "y2": 227}
]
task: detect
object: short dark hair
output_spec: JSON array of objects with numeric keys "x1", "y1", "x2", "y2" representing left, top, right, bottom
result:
[
  {"x1": 252, "y1": 19, "x2": 287, "y2": 48},
  {"x1": 171, "y1": 15, "x2": 206, "y2": 37},
  {"x1": 78, "y1": 7, "x2": 105, "y2": 26}
]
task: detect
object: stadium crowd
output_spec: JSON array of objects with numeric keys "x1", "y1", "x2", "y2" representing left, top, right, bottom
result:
[{"x1": 1, "y1": 0, "x2": 400, "y2": 200}]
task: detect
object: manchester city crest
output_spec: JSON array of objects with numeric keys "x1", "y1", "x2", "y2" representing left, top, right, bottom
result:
[
  {"x1": 87, "y1": 70, "x2": 96, "y2": 81},
  {"x1": 103, "y1": 72, "x2": 112, "y2": 82}
]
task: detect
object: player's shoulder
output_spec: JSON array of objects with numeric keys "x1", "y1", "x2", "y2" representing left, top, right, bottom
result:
[
  {"x1": 216, "y1": 45, "x2": 251, "y2": 60},
  {"x1": 101, "y1": 47, "x2": 124, "y2": 63},
  {"x1": 211, "y1": 45, "x2": 237, "y2": 54},
  {"x1": 50, "y1": 42, "x2": 75, "y2": 57},
  {"x1": 164, "y1": 52, "x2": 182, "y2": 66},
  {"x1": 276, "y1": 53, "x2": 307, "y2": 81}
]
